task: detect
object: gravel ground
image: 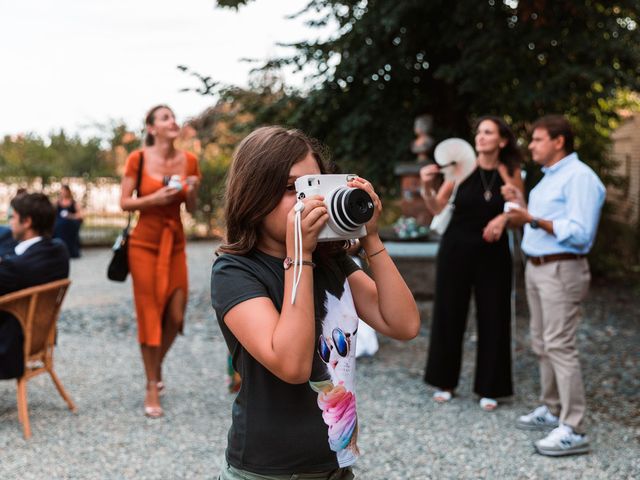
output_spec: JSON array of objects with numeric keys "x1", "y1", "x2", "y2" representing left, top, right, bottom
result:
[{"x1": 1, "y1": 241, "x2": 638, "y2": 479}]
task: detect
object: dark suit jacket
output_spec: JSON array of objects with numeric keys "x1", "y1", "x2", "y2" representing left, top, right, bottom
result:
[
  {"x1": 0, "y1": 226, "x2": 16, "y2": 257},
  {"x1": 0, "y1": 238, "x2": 69, "y2": 379}
]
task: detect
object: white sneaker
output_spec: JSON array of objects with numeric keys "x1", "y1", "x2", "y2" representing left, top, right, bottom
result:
[
  {"x1": 516, "y1": 405, "x2": 559, "y2": 430},
  {"x1": 534, "y1": 424, "x2": 590, "y2": 457}
]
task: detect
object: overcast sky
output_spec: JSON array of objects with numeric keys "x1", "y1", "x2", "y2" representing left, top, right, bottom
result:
[{"x1": 0, "y1": 0, "x2": 324, "y2": 138}]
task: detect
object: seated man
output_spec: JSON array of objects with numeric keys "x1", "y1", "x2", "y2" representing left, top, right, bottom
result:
[{"x1": 0, "y1": 193, "x2": 70, "y2": 379}]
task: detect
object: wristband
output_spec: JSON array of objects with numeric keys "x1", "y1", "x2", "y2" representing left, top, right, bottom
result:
[
  {"x1": 283, "y1": 257, "x2": 316, "y2": 270},
  {"x1": 420, "y1": 187, "x2": 436, "y2": 199},
  {"x1": 367, "y1": 247, "x2": 386, "y2": 258}
]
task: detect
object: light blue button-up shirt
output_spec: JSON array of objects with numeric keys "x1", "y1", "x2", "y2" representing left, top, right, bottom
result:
[{"x1": 522, "y1": 152, "x2": 606, "y2": 256}]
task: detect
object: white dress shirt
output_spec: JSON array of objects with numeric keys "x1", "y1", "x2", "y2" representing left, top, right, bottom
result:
[
  {"x1": 14, "y1": 236, "x2": 43, "y2": 256},
  {"x1": 522, "y1": 153, "x2": 606, "y2": 256}
]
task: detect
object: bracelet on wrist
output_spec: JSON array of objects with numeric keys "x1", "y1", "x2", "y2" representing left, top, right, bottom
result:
[
  {"x1": 283, "y1": 257, "x2": 315, "y2": 270},
  {"x1": 420, "y1": 187, "x2": 436, "y2": 199},
  {"x1": 366, "y1": 247, "x2": 386, "y2": 258}
]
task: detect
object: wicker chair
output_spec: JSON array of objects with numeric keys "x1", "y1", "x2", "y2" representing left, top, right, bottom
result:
[{"x1": 0, "y1": 279, "x2": 76, "y2": 439}]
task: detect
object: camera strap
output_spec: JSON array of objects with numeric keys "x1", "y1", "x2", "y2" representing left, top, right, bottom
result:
[{"x1": 291, "y1": 201, "x2": 305, "y2": 304}]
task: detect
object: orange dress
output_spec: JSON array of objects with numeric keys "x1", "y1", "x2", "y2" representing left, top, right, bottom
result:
[{"x1": 124, "y1": 150, "x2": 201, "y2": 346}]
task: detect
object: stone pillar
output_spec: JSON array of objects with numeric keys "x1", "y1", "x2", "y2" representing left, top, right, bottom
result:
[
  {"x1": 394, "y1": 162, "x2": 432, "y2": 226},
  {"x1": 393, "y1": 114, "x2": 438, "y2": 226}
]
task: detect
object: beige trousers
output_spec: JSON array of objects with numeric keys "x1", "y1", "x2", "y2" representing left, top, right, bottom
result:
[{"x1": 525, "y1": 258, "x2": 590, "y2": 432}]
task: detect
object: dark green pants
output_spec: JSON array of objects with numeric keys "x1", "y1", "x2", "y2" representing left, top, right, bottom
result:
[{"x1": 218, "y1": 460, "x2": 355, "y2": 480}]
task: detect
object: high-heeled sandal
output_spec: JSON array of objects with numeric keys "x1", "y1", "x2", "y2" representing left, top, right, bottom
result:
[
  {"x1": 433, "y1": 390, "x2": 453, "y2": 403},
  {"x1": 479, "y1": 397, "x2": 498, "y2": 411},
  {"x1": 144, "y1": 405, "x2": 164, "y2": 418},
  {"x1": 157, "y1": 381, "x2": 165, "y2": 397},
  {"x1": 144, "y1": 382, "x2": 164, "y2": 418}
]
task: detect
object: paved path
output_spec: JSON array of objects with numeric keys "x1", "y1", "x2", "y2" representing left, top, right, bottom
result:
[{"x1": 1, "y1": 241, "x2": 638, "y2": 479}]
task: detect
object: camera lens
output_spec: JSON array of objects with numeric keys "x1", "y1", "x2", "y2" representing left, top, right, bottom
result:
[
  {"x1": 356, "y1": 199, "x2": 369, "y2": 215},
  {"x1": 330, "y1": 187, "x2": 374, "y2": 232}
]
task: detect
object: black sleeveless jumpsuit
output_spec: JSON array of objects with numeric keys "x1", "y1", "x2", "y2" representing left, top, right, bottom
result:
[{"x1": 424, "y1": 167, "x2": 513, "y2": 398}]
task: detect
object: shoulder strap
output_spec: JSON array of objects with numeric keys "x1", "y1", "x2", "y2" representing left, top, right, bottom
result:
[
  {"x1": 125, "y1": 151, "x2": 144, "y2": 231},
  {"x1": 134, "y1": 150, "x2": 144, "y2": 196}
]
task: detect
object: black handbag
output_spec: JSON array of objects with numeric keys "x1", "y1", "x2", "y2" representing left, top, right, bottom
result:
[{"x1": 107, "y1": 152, "x2": 144, "y2": 282}]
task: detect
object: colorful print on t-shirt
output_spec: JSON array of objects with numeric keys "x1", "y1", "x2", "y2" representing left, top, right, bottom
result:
[{"x1": 310, "y1": 279, "x2": 359, "y2": 467}]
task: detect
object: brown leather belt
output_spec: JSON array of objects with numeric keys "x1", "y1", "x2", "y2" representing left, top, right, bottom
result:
[{"x1": 528, "y1": 253, "x2": 586, "y2": 266}]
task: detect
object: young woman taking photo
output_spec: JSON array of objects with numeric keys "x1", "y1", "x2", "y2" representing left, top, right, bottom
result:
[{"x1": 211, "y1": 126, "x2": 420, "y2": 479}]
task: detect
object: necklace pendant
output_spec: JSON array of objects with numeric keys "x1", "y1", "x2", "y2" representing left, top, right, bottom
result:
[{"x1": 484, "y1": 190, "x2": 492, "y2": 202}]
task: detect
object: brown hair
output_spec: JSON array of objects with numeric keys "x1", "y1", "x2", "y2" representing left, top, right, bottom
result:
[
  {"x1": 474, "y1": 115, "x2": 523, "y2": 176},
  {"x1": 218, "y1": 126, "x2": 329, "y2": 255},
  {"x1": 60, "y1": 184, "x2": 73, "y2": 197},
  {"x1": 144, "y1": 104, "x2": 172, "y2": 146},
  {"x1": 532, "y1": 115, "x2": 575, "y2": 153},
  {"x1": 10, "y1": 193, "x2": 56, "y2": 237}
]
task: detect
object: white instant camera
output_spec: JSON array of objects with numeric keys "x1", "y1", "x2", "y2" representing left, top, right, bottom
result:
[{"x1": 295, "y1": 174, "x2": 375, "y2": 242}]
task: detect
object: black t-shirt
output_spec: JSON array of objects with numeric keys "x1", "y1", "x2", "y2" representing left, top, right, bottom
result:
[{"x1": 211, "y1": 249, "x2": 361, "y2": 475}]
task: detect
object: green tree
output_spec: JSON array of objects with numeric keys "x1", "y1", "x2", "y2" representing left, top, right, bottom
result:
[
  {"x1": 0, "y1": 130, "x2": 117, "y2": 181},
  {"x1": 0, "y1": 134, "x2": 56, "y2": 179},
  {"x1": 48, "y1": 131, "x2": 106, "y2": 177},
  {"x1": 184, "y1": 69, "x2": 303, "y2": 234},
  {"x1": 103, "y1": 121, "x2": 142, "y2": 155},
  {"x1": 215, "y1": 0, "x2": 640, "y2": 193},
  {"x1": 209, "y1": 0, "x2": 640, "y2": 274}
]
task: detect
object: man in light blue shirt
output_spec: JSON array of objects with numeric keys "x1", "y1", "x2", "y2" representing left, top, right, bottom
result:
[{"x1": 503, "y1": 115, "x2": 605, "y2": 457}]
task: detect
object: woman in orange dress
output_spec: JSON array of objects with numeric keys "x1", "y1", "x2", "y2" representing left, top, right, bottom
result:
[{"x1": 119, "y1": 105, "x2": 201, "y2": 418}]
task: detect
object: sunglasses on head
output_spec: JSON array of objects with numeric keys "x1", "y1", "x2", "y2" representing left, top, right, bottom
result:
[{"x1": 317, "y1": 327, "x2": 358, "y2": 363}]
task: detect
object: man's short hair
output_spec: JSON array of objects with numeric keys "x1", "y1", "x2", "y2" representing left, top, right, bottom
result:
[
  {"x1": 10, "y1": 193, "x2": 56, "y2": 237},
  {"x1": 532, "y1": 115, "x2": 575, "y2": 153}
]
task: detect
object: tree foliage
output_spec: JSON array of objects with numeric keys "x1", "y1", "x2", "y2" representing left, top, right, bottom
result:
[
  {"x1": 215, "y1": 0, "x2": 640, "y2": 193},
  {"x1": 0, "y1": 131, "x2": 103, "y2": 181},
  {"x1": 185, "y1": 69, "x2": 303, "y2": 233},
  {"x1": 0, "y1": 123, "x2": 139, "y2": 182}
]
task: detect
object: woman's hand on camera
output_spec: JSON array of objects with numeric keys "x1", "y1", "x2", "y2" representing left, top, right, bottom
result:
[
  {"x1": 286, "y1": 195, "x2": 329, "y2": 255},
  {"x1": 348, "y1": 177, "x2": 382, "y2": 237},
  {"x1": 152, "y1": 186, "x2": 181, "y2": 206},
  {"x1": 185, "y1": 175, "x2": 200, "y2": 193}
]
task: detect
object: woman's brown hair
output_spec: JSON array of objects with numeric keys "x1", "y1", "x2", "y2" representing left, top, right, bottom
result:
[
  {"x1": 218, "y1": 126, "x2": 329, "y2": 255},
  {"x1": 475, "y1": 115, "x2": 523, "y2": 176},
  {"x1": 144, "y1": 104, "x2": 172, "y2": 146},
  {"x1": 60, "y1": 184, "x2": 73, "y2": 197}
]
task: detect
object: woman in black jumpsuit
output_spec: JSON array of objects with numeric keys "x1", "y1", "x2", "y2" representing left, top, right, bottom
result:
[{"x1": 420, "y1": 116, "x2": 523, "y2": 410}]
